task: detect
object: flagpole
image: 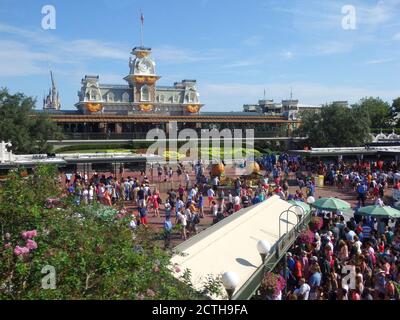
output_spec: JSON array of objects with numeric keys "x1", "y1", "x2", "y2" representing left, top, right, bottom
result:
[{"x1": 140, "y1": 12, "x2": 144, "y2": 48}]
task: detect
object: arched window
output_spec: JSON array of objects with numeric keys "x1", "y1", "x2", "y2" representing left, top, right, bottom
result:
[
  {"x1": 107, "y1": 92, "x2": 115, "y2": 102},
  {"x1": 188, "y1": 91, "x2": 197, "y2": 103},
  {"x1": 140, "y1": 85, "x2": 150, "y2": 102},
  {"x1": 122, "y1": 92, "x2": 129, "y2": 102},
  {"x1": 90, "y1": 90, "x2": 97, "y2": 101}
]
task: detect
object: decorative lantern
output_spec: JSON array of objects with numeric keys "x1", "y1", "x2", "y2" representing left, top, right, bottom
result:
[
  {"x1": 211, "y1": 163, "x2": 225, "y2": 177},
  {"x1": 186, "y1": 105, "x2": 200, "y2": 113},
  {"x1": 139, "y1": 104, "x2": 153, "y2": 112},
  {"x1": 86, "y1": 103, "x2": 103, "y2": 113}
]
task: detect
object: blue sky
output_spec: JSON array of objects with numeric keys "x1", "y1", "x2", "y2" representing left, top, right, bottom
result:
[{"x1": 0, "y1": 0, "x2": 399, "y2": 111}]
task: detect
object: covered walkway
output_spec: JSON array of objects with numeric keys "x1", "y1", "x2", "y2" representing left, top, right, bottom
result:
[{"x1": 171, "y1": 196, "x2": 311, "y2": 300}]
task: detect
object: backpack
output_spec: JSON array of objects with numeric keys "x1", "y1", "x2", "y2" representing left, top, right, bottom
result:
[{"x1": 157, "y1": 196, "x2": 162, "y2": 205}]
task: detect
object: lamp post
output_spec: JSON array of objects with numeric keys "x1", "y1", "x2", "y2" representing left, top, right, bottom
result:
[
  {"x1": 307, "y1": 196, "x2": 315, "y2": 205},
  {"x1": 222, "y1": 271, "x2": 239, "y2": 300},
  {"x1": 257, "y1": 240, "x2": 271, "y2": 264}
]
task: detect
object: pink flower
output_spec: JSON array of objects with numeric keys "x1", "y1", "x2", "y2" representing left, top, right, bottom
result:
[
  {"x1": 21, "y1": 230, "x2": 38, "y2": 240},
  {"x1": 116, "y1": 214, "x2": 124, "y2": 220},
  {"x1": 4, "y1": 243, "x2": 12, "y2": 249},
  {"x1": 26, "y1": 239, "x2": 38, "y2": 250},
  {"x1": 14, "y1": 246, "x2": 30, "y2": 256},
  {"x1": 174, "y1": 267, "x2": 181, "y2": 273}
]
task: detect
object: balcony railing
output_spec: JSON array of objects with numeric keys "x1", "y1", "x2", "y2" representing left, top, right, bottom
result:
[{"x1": 61, "y1": 130, "x2": 292, "y2": 141}]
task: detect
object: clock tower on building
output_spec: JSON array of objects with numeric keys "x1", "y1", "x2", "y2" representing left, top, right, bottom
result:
[{"x1": 124, "y1": 47, "x2": 160, "y2": 112}]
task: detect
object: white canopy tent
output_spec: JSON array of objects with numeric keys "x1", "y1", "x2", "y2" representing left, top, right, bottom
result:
[{"x1": 171, "y1": 195, "x2": 300, "y2": 300}]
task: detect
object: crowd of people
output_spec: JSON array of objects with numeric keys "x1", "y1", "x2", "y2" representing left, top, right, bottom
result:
[
  {"x1": 283, "y1": 207, "x2": 400, "y2": 300},
  {"x1": 62, "y1": 156, "x2": 400, "y2": 300}
]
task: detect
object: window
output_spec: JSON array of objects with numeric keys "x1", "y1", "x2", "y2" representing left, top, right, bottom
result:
[
  {"x1": 90, "y1": 90, "x2": 97, "y2": 101},
  {"x1": 122, "y1": 92, "x2": 129, "y2": 102},
  {"x1": 140, "y1": 85, "x2": 150, "y2": 101},
  {"x1": 189, "y1": 91, "x2": 197, "y2": 103},
  {"x1": 107, "y1": 92, "x2": 115, "y2": 102}
]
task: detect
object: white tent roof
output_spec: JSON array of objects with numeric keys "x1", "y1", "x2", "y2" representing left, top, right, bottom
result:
[{"x1": 171, "y1": 195, "x2": 299, "y2": 299}]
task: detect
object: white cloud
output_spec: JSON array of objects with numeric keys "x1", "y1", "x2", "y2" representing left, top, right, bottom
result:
[
  {"x1": 282, "y1": 51, "x2": 294, "y2": 60},
  {"x1": 393, "y1": 32, "x2": 400, "y2": 40},
  {"x1": 0, "y1": 40, "x2": 53, "y2": 76},
  {"x1": 221, "y1": 59, "x2": 262, "y2": 69},
  {"x1": 357, "y1": 0, "x2": 399, "y2": 26},
  {"x1": 0, "y1": 22, "x2": 222, "y2": 79},
  {"x1": 315, "y1": 41, "x2": 353, "y2": 55},
  {"x1": 365, "y1": 58, "x2": 393, "y2": 65}
]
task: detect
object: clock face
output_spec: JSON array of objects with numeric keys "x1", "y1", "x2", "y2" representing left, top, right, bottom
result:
[{"x1": 137, "y1": 59, "x2": 153, "y2": 74}]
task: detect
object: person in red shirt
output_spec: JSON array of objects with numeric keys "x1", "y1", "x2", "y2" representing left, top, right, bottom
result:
[{"x1": 293, "y1": 255, "x2": 303, "y2": 282}]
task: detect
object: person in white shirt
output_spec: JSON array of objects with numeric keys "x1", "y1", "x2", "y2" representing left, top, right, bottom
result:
[
  {"x1": 184, "y1": 172, "x2": 190, "y2": 189},
  {"x1": 228, "y1": 192, "x2": 233, "y2": 204},
  {"x1": 353, "y1": 235, "x2": 362, "y2": 255},
  {"x1": 176, "y1": 209, "x2": 187, "y2": 240},
  {"x1": 207, "y1": 187, "x2": 215, "y2": 208},
  {"x1": 294, "y1": 278, "x2": 311, "y2": 300},
  {"x1": 233, "y1": 195, "x2": 241, "y2": 212},
  {"x1": 345, "y1": 228, "x2": 356, "y2": 242},
  {"x1": 175, "y1": 199, "x2": 184, "y2": 217},
  {"x1": 88, "y1": 185, "x2": 94, "y2": 204},
  {"x1": 375, "y1": 197, "x2": 384, "y2": 206}
]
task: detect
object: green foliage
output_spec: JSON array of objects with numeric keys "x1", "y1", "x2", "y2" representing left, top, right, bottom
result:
[
  {"x1": 0, "y1": 88, "x2": 63, "y2": 154},
  {"x1": 352, "y1": 97, "x2": 391, "y2": 129},
  {"x1": 200, "y1": 274, "x2": 224, "y2": 298},
  {"x1": 295, "y1": 103, "x2": 371, "y2": 148},
  {"x1": 391, "y1": 97, "x2": 400, "y2": 126},
  {"x1": 0, "y1": 164, "x2": 203, "y2": 300}
]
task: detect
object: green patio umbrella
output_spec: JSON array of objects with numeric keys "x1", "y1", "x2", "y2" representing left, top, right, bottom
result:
[
  {"x1": 287, "y1": 200, "x2": 311, "y2": 214},
  {"x1": 311, "y1": 197, "x2": 351, "y2": 212},
  {"x1": 357, "y1": 205, "x2": 400, "y2": 219}
]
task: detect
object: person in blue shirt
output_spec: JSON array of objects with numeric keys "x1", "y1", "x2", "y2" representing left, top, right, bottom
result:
[
  {"x1": 252, "y1": 193, "x2": 261, "y2": 205},
  {"x1": 198, "y1": 194, "x2": 204, "y2": 218},
  {"x1": 287, "y1": 252, "x2": 296, "y2": 271},
  {"x1": 164, "y1": 216, "x2": 173, "y2": 249}
]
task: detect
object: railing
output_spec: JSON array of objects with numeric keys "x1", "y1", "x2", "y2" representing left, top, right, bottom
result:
[
  {"x1": 232, "y1": 209, "x2": 311, "y2": 300},
  {"x1": 61, "y1": 131, "x2": 298, "y2": 140},
  {"x1": 62, "y1": 132, "x2": 150, "y2": 140}
]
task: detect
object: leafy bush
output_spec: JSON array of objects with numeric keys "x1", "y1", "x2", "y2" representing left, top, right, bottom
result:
[{"x1": 0, "y1": 165, "x2": 204, "y2": 300}]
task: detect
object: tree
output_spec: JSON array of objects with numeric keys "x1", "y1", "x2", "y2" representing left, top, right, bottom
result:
[
  {"x1": 0, "y1": 88, "x2": 63, "y2": 154},
  {"x1": 390, "y1": 97, "x2": 400, "y2": 126},
  {"x1": 0, "y1": 165, "x2": 212, "y2": 300},
  {"x1": 295, "y1": 103, "x2": 371, "y2": 148},
  {"x1": 352, "y1": 97, "x2": 391, "y2": 129}
]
